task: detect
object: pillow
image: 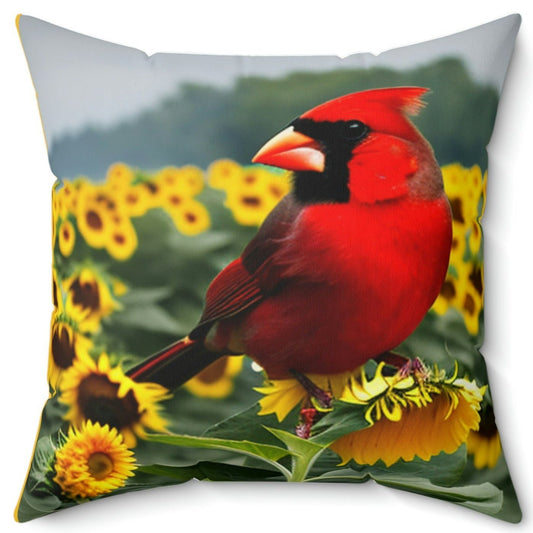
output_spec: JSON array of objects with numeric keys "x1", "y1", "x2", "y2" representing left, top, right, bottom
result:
[{"x1": 15, "y1": 13, "x2": 522, "y2": 523}]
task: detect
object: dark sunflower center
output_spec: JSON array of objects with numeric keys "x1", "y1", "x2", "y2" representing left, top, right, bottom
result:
[
  {"x1": 70, "y1": 279, "x2": 100, "y2": 311},
  {"x1": 241, "y1": 196, "x2": 261, "y2": 207},
  {"x1": 449, "y1": 198, "x2": 465, "y2": 223},
  {"x1": 113, "y1": 233, "x2": 126, "y2": 245},
  {"x1": 51, "y1": 325, "x2": 76, "y2": 369},
  {"x1": 463, "y1": 293, "x2": 476, "y2": 315},
  {"x1": 469, "y1": 265, "x2": 483, "y2": 295},
  {"x1": 87, "y1": 452, "x2": 114, "y2": 480},
  {"x1": 477, "y1": 405, "x2": 497, "y2": 438},
  {"x1": 52, "y1": 278, "x2": 58, "y2": 308},
  {"x1": 77, "y1": 374, "x2": 140, "y2": 430},
  {"x1": 86, "y1": 210, "x2": 103, "y2": 230},
  {"x1": 196, "y1": 357, "x2": 229, "y2": 384},
  {"x1": 440, "y1": 280, "x2": 456, "y2": 301}
]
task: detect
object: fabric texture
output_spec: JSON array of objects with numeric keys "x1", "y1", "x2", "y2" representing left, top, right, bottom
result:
[{"x1": 15, "y1": 14, "x2": 521, "y2": 522}]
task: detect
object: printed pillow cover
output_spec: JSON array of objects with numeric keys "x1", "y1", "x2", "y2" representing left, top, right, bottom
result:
[{"x1": 15, "y1": 14, "x2": 522, "y2": 522}]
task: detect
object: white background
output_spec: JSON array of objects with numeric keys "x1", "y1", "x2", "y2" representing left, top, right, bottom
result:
[{"x1": 0, "y1": 1, "x2": 531, "y2": 532}]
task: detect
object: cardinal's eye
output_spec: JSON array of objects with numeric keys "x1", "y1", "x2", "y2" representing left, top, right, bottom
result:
[{"x1": 341, "y1": 121, "x2": 369, "y2": 142}]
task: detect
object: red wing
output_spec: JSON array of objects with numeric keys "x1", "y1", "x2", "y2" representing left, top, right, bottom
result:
[
  {"x1": 189, "y1": 195, "x2": 302, "y2": 340},
  {"x1": 189, "y1": 258, "x2": 264, "y2": 339}
]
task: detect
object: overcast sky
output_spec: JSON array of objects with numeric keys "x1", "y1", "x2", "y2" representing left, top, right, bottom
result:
[{"x1": 18, "y1": 14, "x2": 520, "y2": 144}]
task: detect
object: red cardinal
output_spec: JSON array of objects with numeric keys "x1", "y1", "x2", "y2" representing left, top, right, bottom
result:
[{"x1": 128, "y1": 87, "x2": 452, "y2": 388}]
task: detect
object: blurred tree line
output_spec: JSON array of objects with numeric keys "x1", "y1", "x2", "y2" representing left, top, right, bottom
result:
[{"x1": 49, "y1": 58, "x2": 498, "y2": 179}]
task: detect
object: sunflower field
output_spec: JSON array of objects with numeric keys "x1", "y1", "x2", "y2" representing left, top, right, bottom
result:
[{"x1": 17, "y1": 160, "x2": 519, "y2": 523}]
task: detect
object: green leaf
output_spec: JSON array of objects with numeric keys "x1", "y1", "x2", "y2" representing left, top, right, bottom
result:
[
  {"x1": 375, "y1": 477, "x2": 503, "y2": 517},
  {"x1": 203, "y1": 403, "x2": 298, "y2": 446},
  {"x1": 137, "y1": 463, "x2": 202, "y2": 482},
  {"x1": 112, "y1": 304, "x2": 187, "y2": 334},
  {"x1": 360, "y1": 446, "x2": 468, "y2": 487},
  {"x1": 195, "y1": 461, "x2": 282, "y2": 481},
  {"x1": 140, "y1": 460, "x2": 282, "y2": 482},
  {"x1": 147, "y1": 433, "x2": 292, "y2": 478},
  {"x1": 264, "y1": 427, "x2": 326, "y2": 482},
  {"x1": 309, "y1": 401, "x2": 370, "y2": 445},
  {"x1": 265, "y1": 427, "x2": 324, "y2": 457},
  {"x1": 119, "y1": 286, "x2": 173, "y2": 306}
]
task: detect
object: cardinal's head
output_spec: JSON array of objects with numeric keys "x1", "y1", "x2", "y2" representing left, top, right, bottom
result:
[{"x1": 252, "y1": 87, "x2": 443, "y2": 205}]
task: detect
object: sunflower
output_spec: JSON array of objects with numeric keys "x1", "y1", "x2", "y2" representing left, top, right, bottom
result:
[
  {"x1": 184, "y1": 356, "x2": 244, "y2": 398},
  {"x1": 265, "y1": 171, "x2": 292, "y2": 203},
  {"x1": 105, "y1": 215, "x2": 138, "y2": 261},
  {"x1": 467, "y1": 405, "x2": 502, "y2": 469},
  {"x1": 120, "y1": 184, "x2": 153, "y2": 218},
  {"x1": 59, "y1": 353, "x2": 170, "y2": 447},
  {"x1": 76, "y1": 184, "x2": 113, "y2": 249},
  {"x1": 48, "y1": 316, "x2": 92, "y2": 392},
  {"x1": 460, "y1": 263, "x2": 484, "y2": 335},
  {"x1": 58, "y1": 219, "x2": 76, "y2": 257},
  {"x1": 256, "y1": 371, "x2": 353, "y2": 422},
  {"x1": 52, "y1": 268, "x2": 63, "y2": 313},
  {"x1": 106, "y1": 162, "x2": 135, "y2": 191},
  {"x1": 207, "y1": 159, "x2": 243, "y2": 190},
  {"x1": 63, "y1": 267, "x2": 119, "y2": 333},
  {"x1": 178, "y1": 165, "x2": 205, "y2": 196},
  {"x1": 53, "y1": 420, "x2": 136, "y2": 499},
  {"x1": 169, "y1": 199, "x2": 211, "y2": 236},
  {"x1": 224, "y1": 178, "x2": 273, "y2": 226},
  {"x1": 155, "y1": 166, "x2": 183, "y2": 192},
  {"x1": 330, "y1": 360, "x2": 485, "y2": 466}
]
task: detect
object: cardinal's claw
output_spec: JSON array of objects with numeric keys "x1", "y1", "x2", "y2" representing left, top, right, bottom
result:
[{"x1": 289, "y1": 369, "x2": 332, "y2": 410}]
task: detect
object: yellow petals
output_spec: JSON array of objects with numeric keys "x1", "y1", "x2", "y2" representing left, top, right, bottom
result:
[
  {"x1": 63, "y1": 267, "x2": 119, "y2": 333},
  {"x1": 59, "y1": 353, "x2": 170, "y2": 448},
  {"x1": 169, "y1": 199, "x2": 210, "y2": 236},
  {"x1": 332, "y1": 361, "x2": 485, "y2": 466},
  {"x1": 48, "y1": 315, "x2": 92, "y2": 393},
  {"x1": 106, "y1": 217, "x2": 138, "y2": 261},
  {"x1": 106, "y1": 162, "x2": 135, "y2": 190},
  {"x1": 467, "y1": 405, "x2": 502, "y2": 469},
  {"x1": 58, "y1": 219, "x2": 75, "y2": 257},
  {"x1": 184, "y1": 356, "x2": 244, "y2": 399},
  {"x1": 208, "y1": 159, "x2": 243, "y2": 190},
  {"x1": 256, "y1": 379, "x2": 308, "y2": 422},
  {"x1": 53, "y1": 420, "x2": 136, "y2": 499},
  {"x1": 256, "y1": 371, "x2": 354, "y2": 422},
  {"x1": 433, "y1": 163, "x2": 486, "y2": 335}
]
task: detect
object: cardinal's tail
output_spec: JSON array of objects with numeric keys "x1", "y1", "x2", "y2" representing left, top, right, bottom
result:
[{"x1": 126, "y1": 337, "x2": 222, "y2": 390}]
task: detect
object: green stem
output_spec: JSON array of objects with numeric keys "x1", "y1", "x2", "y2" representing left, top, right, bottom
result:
[{"x1": 288, "y1": 448, "x2": 326, "y2": 482}]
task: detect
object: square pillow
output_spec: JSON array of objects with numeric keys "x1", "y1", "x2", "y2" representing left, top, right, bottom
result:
[{"x1": 14, "y1": 13, "x2": 522, "y2": 523}]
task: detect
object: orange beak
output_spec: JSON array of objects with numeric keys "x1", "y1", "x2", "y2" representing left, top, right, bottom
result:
[{"x1": 252, "y1": 126, "x2": 325, "y2": 172}]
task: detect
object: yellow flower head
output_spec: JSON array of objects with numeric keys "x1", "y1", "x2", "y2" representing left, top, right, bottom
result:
[
  {"x1": 330, "y1": 361, "x2": 485, "y2": 466},
  {"x1": 53, "y1": 420, "x2": 136, "y2": 499},
  {"x1": 256, "y1": 371, "x2": 354, "y2": 423},
  {"x1": 59, "y1": 353, "x2": 170, "y2": 447},
  {"x1": 48, "y1": 315, "x2": 92, "y2": 393},
  {"x1": 178, "y1": 165, "x2": 205, "y2": 196},
  {"x1": 169, "y1": 199, "x2": 211, "y2": 236},
  {"x1": 52, "y1": 268, "x2": 63, "y2": 314},
  {"x1": 105, "y1": 215, "x2": 138, "y2": 261},
  {"x1": 224, "y1": 182, "x2": 272, "y2": 226},
  {"x1": 76, "y1": 184, "x2": 114, "y2": 249},
  {"x1": 63, "y1": 267, "x2": 119, "y2": 333},
  {"x1": 121, "y1": 184, "x2": 153, "y2": 218},
  {"x1": 208, "y1": 159, "x2": 243, "y2": 190},
  {"x1": 467, "y1": 405, "x2": 502, "y2": 469},
  {"x1": 58, "y1": 219, "x2": 76, "y2": 257},
  {"x1": 106, "y1": 162, "x2": 135, "y2": 191},
  {"x1": 184, "y1": 356, "x2": 244, "y2": 399}
]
